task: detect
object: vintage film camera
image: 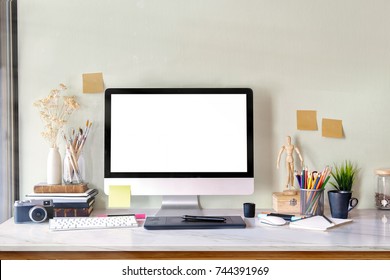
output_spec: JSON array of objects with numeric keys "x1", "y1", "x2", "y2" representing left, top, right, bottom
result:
[{"x1": 14, "y1": 199, "x2": 54, "y2": 223}]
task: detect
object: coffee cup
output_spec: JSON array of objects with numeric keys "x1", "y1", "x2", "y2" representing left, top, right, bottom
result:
[{"x1": 328, "y1": 190, "x2": 358, "y2": 219}]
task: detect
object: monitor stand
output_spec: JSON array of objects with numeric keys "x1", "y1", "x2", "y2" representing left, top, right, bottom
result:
[{"x1": 155, "y1": 195, "x2": 204, "y2": 216}]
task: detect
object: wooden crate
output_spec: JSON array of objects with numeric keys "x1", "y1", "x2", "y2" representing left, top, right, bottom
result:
[{"x1": 272, "y1": 192, "x2": 300, "y2": 214}]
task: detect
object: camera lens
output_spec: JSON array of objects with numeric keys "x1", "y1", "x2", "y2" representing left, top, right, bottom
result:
[{"x1": 29, "y1": 206, "x2": 47, "y2": 223}]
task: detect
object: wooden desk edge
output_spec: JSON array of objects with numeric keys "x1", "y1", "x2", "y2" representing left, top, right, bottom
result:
[{"x1": 1, "y1": 251, "x2": 390, "y2": 260}]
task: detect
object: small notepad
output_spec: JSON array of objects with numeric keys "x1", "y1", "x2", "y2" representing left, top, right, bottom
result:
[
  {"x1": 108, "y1": 185, "x2": 131, "y2": 208},
  {"x1": 289, "y1": 215, "x2": 353, "y2": 231}
]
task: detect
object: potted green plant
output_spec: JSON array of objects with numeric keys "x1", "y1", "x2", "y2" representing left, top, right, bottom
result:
[{"x1": 328, "y1": 160, "x2": 359, "y2": 219}]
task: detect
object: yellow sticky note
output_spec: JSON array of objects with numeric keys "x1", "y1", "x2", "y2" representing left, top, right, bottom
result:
[
  {"x1": 82, "y1": 72, "x2": 105, "y2": 93},
  {"x1": 322, "y1": 118, "x2": 344, "y2": 138},
  {"x1": 297, "y1": 110, "x2": 318, "y2": 130},
  {"x1": 108, "y1": 185, "x2": 131, "y2": 208}
]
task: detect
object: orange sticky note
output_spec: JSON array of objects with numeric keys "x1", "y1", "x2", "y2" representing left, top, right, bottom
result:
[
  {"x1": 82, "y1": 72, "x2": 104, "y2": 93},
  {"x1": 322, "y1": 118, "x2": 343, "y2": 138},
  {"x1": 297, "y1": 110, "x2": 318, "y2": 130}
]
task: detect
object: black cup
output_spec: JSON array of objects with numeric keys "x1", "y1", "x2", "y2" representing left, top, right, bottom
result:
[
  {"x1": 328, "y1": 190, "x2": 358, "y2": 219},
  {"x1": 243, "y1": 202, "x2": 256, "y2": 218}
]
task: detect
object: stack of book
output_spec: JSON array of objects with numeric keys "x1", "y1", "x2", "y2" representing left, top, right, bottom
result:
[{"x1": 26, "y1": 183, "x2": 98, "y2": 217}]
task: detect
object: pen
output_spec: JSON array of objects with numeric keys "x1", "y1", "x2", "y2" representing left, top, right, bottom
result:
[
  {"x1": 97, "y1": 213, "x2": 146, "y2": 219},
  {"x1": 181, "y1": 215, "x2": 226, "y2": 222},
  {"x1": 290, "y1": 215, "x2": 311, "y2": 222},
  {"x1": 258, "y1": 213, "x2": 308, "y2": 221},
  {"x1": 107, "y1": 214, "x2": 134, "y2": 217},
  {"x1": 322, "y1": 215, "x2": 334, "y2": 225}
]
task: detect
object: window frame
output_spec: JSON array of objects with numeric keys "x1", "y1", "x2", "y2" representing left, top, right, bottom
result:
[{"x1": 0, "y1": 0, "x2": 19, "y2": 223}]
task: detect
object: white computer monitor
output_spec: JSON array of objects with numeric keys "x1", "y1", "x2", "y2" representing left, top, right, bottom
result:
[{"x1": 104, "y1": 88, "x2": 254, "y2": 215}]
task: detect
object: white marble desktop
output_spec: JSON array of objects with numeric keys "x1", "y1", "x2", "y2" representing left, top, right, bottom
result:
[{"x1": 0, "y1": 209, "x2": 390, "y2": 251}]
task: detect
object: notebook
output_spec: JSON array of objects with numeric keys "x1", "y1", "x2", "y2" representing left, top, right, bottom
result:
[{"x1": 289, "y1": 215, "x2": 353, "y2": 231}]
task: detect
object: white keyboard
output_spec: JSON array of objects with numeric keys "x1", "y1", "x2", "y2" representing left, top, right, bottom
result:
[{"x1": 49, "y1": 216, "x2": 138, "y2": 231}]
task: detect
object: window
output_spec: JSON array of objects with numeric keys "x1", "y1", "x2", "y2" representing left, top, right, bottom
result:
[{"x1": 0, "y1": 0, "x2": 19, "y2": 223}]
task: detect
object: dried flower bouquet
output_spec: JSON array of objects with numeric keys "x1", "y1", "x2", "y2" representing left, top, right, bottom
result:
[{"x1": 33, "y1": 84, "x2": 80, "y2": 148}]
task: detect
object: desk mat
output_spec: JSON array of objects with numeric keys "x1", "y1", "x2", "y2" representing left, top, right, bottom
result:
[{"x1": 144, "y1": 216, "x2": 246, "y2": 230}]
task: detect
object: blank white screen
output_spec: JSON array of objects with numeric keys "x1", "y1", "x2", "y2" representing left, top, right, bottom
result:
[{"x1": 110, "y1": 94, "x2": 248, "y2": 173}]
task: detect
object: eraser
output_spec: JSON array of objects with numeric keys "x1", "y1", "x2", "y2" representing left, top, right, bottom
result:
[{"x1": 135, "y1": 213, "x2": 146, "y2": 219}]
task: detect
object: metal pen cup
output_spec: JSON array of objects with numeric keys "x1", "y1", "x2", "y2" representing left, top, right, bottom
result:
[{"x1": 300, "y1": 188, "x2": 324, "y2": 216}]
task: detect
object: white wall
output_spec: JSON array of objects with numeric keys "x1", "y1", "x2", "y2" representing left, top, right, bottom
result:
[{"x1": 18, "y1": 0, "x2": 390, "y2": 210}]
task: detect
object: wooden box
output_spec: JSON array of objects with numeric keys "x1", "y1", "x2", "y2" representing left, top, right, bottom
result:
[{"x1": 272, "y1": 192, "x2": 300, "y2": 214}]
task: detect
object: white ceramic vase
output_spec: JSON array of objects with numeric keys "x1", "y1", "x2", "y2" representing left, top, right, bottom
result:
[{"x1": 47, "y1": 147, "x2": 62, "y2": 184}]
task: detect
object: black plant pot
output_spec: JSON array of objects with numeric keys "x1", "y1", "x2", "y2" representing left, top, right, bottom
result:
[{"x1": 328, "y1": 190, "x2": 358, "y2": 219}]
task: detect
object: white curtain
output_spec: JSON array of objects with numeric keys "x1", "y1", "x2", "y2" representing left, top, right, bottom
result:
[{"x1": 0, "y1": 0, "x2": 18, "y2": 224}]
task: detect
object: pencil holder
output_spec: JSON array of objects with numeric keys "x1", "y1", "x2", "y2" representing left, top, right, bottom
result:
[
  {"x1": 300, "y1": 188, "x2": 324, "y2": 216},
  {"x1": 63, "y1": 149, "x2": 85, "y2": 184}
]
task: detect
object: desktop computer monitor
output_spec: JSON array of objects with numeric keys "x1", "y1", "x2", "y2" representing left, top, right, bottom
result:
[{"x1": 104, "y1": 88, "x2": 254, "y2": 215}]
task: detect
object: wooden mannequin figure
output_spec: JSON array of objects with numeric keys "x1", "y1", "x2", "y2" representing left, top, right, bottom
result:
[{"x1": 276, "y1": 136, "x2": 304, "y2": 195}]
